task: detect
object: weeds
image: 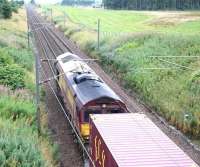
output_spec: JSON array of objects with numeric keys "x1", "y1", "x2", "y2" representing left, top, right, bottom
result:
[
  {"x1": 97, "y1": 33, "x2": 200, "y2": 137},
  {"x1": 7, "y1": 47, "x2": 34, "y2": 71},
  {"x1": 0, "y1": 8, "x2": 58, "y2": 166},
  {"x1": 0, "y1": 96, "x2": 35, "y2": 122},
  {"x1": 0, "y1": 119, "x2": 45, "y2": 167}
]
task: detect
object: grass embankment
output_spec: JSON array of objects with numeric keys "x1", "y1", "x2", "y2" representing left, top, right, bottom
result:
[
  {"x1": 43, "y1": 6, "x2": 200, "y2": 139},
  {"x1": 0, "y1": 9, "x2": 58, "y2": 166}
]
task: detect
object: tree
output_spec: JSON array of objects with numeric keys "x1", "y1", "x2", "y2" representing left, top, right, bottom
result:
[
  {"x1": 30, "y1": 0, "x2": 36, "y2": 5},
  {"x1": 2, "y1": 0, "x2": 12, "y2": 19},
  {"x1": 103, "y1": 0, "x2": 200, "y2": 10}
]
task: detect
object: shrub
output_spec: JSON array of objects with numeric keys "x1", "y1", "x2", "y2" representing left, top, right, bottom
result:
[
  {"x1": 1, "y1": 0, "x2": 12, "y2": 19},
  {"x1": 0, "y1": 48, "x2": 13, "y2": 65},
  {"x1": 0, "y1": 64, "x2": 25, "y2": 90}
]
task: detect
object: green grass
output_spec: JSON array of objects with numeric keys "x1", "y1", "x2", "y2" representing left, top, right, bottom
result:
[
  {"x1": 0, "y1": 8, "x2": 58, "y2": 166},
  {"x1": 46, "y1": 6, "x2": 200, "y2": 34},
  {"x1": 65, "y1": 8, "x2": 151, "y2": 32},
  {"x1": 0, "y1": 96, "x2": 35, "y2": 121},
  {"x1": 0, "y1": 119, "x2": 46, "y2": 167},
  {"x1": 49, "y1": 6, "x2": 152, "y2": 32},
  {"x1": 7, "y1": 47, "x2": 34, "y2": 71},
  {"x1": 98, "y1": 34, "x2": 200, "y2": 137},
  {"x1": 158, "y1": 20, "x2": 200, "y2": 34}
]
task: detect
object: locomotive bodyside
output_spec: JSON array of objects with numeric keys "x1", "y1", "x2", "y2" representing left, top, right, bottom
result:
[{"x1": 55, "y1": 52, "x2": 128, "y2": 140}]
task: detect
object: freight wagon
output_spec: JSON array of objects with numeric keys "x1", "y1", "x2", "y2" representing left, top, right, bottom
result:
[{"x1": 89, "y1": 113, "x2": 198, "y2": 167}]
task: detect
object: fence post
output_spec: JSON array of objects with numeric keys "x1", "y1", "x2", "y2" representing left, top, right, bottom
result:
[
  {"x1": 26, "y1": 8, "x2": 30, "y2": 49},
  {"x1": 97, "y1": 19, "x2": 100, "y2": 50},
  {"x1": 50, "y1": 8, "x2": 53, "y2": 23},
  {"x1": 27, "y1": 19, "x2": 30, "y2": 49},
  {"x1": 35, "y1": 51, "x2": 41, "y2": 136},
  {"x1": 28, "y1": 31, "x2": 30, "y2": 49},
  {"x1": 64, "y1": 12, "x2": 67, "y2": 27}
]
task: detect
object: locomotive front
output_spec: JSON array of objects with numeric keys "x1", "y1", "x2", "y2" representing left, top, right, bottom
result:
[
  {"x1": 56, "y1": 52, "x2": 128, "y2": 141},
  {"x1": 74, "y1": 72, "x2": 128, "y2": 140}
]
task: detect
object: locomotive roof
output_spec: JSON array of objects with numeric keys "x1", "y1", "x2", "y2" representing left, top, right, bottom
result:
[
  {"x1": 57, "y1": 52, "x2": 122, "y2": 106},
  {"x1": 72, "y1": 73, "x2": 121, "y2": 106}
]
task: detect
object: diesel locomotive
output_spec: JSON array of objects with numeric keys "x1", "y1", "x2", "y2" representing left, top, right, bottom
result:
[{"x1": 55, "y1": 52, "x2": 128, "y2": 140}]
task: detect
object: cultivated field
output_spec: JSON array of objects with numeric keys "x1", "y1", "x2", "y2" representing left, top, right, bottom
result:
[{"x1": 43, "y1": 6, "x2": 200, "y2": 141}]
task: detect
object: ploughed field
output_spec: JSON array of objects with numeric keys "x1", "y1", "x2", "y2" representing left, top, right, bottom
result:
[{"x1": 42, "y1": 5, "x2": 200, "y2": 141}]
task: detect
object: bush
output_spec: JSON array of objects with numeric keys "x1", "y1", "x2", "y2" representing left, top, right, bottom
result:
[
  {"x1": 1, "y1": 0, "x2": 12, "y2": 19},
  {"x1": 0, "y1": 64, "x2": 25, "y2": 90},
  {"x1": 0, "y1": 48, "x2": 13, "y2": 65}
]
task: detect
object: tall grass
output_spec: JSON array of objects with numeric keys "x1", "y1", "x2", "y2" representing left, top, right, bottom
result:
[
  {"x1": 0, "y1": 86, "x2": 59, "y2": 166},
  {"x1": 0, "y1": 96, "x2": 35, "y2": 121},
  {"x1": 7, "y1": 47, "x2": 34, "y2": 71},
  {"x1": 97, "y1": 33, "x2": 200, "y2": 137},
  {"x1": 0, "y1": 119, "x2": 46, "y2": 167},
  {"x1": 0, "y1": 8, "x2": 58, "y2": 166}
]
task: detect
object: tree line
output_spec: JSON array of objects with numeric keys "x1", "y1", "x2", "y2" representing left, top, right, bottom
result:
[
  {"x1": 0, "y1": 0, "x2": 24, "y2": 19},
  {"x1": 103, "y1": 0, "x2": 200, "y2": 10},
  {"x1": 61, "y1": 0, "x2": 95, "y2": 6}
]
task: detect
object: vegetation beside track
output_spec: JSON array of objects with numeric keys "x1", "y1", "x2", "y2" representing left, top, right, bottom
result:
[
  {"x1": 0, "y1": 9, "x2": 58, "y2": 166},
  {"x1": 42, "y1": 6, "x2": 200, "y2": 140}
]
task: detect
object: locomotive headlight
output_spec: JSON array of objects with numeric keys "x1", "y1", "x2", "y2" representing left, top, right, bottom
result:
[
  {"x1": 102, "y1": 104, "x2": 106, "y2": 108},
  {"x1": 81, "y1": 123, "x2": 89, "y2": 138}
]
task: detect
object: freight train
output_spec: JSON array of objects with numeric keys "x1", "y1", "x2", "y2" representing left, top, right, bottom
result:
[
  {"x1": 55, "y1": 52, "x2": 198, "y2": 167},
  {"x1": 55, "y1": 52, "x2": 128, "y2": 140}
]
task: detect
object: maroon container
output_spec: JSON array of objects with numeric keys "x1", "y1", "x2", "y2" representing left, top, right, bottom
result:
[{"x1": 89, "y1": 113, "x2": 198, "y2": 167}]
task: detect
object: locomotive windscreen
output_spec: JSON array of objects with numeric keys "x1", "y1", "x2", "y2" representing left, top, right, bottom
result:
[
  {"x1": 84, "y1": 110, "x2": 100, "y2": 122},
  {"x1": 61, "y1": 55, "x2": 76, "y2": 63},
  {"x1": 96, "y1": 97, "x2": 116, "y2": 104}
]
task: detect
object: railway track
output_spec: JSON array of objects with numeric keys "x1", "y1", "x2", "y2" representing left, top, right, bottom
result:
[
  {"x1": 27, "y1": 5, "x2": 200, "y2": 166},
  {"x1": 27, "y1": 7, "x2": 85, "y2": 167}
]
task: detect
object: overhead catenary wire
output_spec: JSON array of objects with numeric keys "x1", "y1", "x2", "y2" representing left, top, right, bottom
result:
[{"x1": 157, "y1": 58, "x2": 195, "y2": 71}]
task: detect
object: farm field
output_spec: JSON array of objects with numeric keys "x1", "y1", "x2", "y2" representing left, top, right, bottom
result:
[
  {"x1": 49, "y1": 6, "x2": 200, "y2": 34},
  {"x1": 43, "y1": 6, "x2": 200, "y2": 141},
  {"x1": 0, "y1": 9, "x2": 58, "y2": 166}
]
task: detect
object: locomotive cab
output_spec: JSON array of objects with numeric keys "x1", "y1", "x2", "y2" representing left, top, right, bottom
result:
[{"x1": 79, "y1": 97, "x2": 127, "y2": 140}]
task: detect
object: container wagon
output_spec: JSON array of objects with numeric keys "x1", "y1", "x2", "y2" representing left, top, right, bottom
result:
[{"x1": 89, "y1": 113, "x2": 198, "y2": 167}]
